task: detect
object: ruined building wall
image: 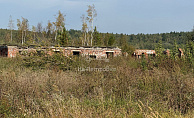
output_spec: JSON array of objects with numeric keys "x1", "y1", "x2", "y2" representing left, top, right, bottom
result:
[
  {"x1": 0, "y1": 46, "x2": 122, "y2": 59},
  {"x1": 8, "y1": 46, "x2": 18, "y2": 57}
]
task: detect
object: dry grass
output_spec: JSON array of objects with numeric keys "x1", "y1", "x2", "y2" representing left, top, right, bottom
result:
[{"x1": 0, "y1": 56, "x2": 193, "y2": 117}]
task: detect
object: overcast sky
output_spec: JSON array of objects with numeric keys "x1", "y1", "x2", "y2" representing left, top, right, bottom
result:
[{"x1": 1, "y1": 0, "x2": 194, "y2": 34}]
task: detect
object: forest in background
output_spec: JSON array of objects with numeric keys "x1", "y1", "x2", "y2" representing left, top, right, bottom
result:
[{"x1": 0, "y1": 28, "x2": 191, "y2": 50}]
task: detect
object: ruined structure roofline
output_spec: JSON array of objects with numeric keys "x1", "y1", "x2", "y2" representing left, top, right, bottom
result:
[
  {"x1": 14, "y1": 46, "x2": 121, "y2": 50},
  {"x1": 0, "y1": 44, "x2": 120, "y2": 49}
]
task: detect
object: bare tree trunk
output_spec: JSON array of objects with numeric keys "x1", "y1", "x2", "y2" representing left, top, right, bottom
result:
[
  {"x1": 87, "y1": 34, "x2": 89, "y2": 46},
  {"x1": 24, "y1": 30, "x2": 26, "y2": 43},
  {"x1": 91, "y1": 32, "x2": 93, "y2": 46},
  {"x1": 55, "y1": 31, "x2": 57, "y2": 41},
  {"x1": 91, "y1": 11, "x2": 93, "y2": 46},
  {"x1": 22, "y1": 31, "x2": 24, "y2": 45},
  {"x1": 85, "y1": 32, "x2": 87, "y2": 46},
  {"x1": 34, "y1": 33, "x2": 35, "y2": 43},
  {"x1": 10, "y1": 31, "x2": 12, "y2": 42},
  {"x1": 9, "y1": 15, "x2": 14, "y2": 42}
]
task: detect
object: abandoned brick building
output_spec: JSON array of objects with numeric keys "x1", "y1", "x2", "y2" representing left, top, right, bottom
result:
[
  {"x1": 1, "y1": 45, "x2": 122, "y2": 59},
  {"x1": 0, "y1": 45, "x2": 184, "y2": 59},
  {"x1": 133, "y1": 48, "x2": 184, "y2": 58},
  {"x1": 133, "y1": 49, "x2": 156, "y2": 58},
  {"x1": 47, "y1": 46, "x2": 122, "y2": 59}
]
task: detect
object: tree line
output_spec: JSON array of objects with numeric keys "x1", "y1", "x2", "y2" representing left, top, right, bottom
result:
[
  {"x1": 0, "y1": 5, "x2": 193, "y2": 56},
  {"x1": 3, "y1": 5, "x2": 99, "y2": 47},
  {"x1": 0, "y1": 28, "x2": 191, "y2": 49}
]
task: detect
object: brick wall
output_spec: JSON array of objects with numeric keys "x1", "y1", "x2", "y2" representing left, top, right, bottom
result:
[
  {"x1": 17, "y1": 46, "x2": 122, "y2": 59},
  {"x1": 8, "y1": 46, "x2": 18, "y2": 57}
]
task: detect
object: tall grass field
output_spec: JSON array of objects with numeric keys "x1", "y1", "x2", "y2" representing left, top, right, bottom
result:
[{"x1": 0, "y1": 54, "x2": 193, "y2": 117}]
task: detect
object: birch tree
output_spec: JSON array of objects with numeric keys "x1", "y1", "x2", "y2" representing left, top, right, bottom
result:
[
  {"x1": 32, "y1": 25, "x2": 36, "y2": 43},
  {"x1": 8, "y1": 15, "x2": 14, "y2": 42},
  {"x1": 87, "y1": 4, "x2": 97, "y2": 46},
  {"x1": 17, "y1": 19, "x2": 23, "y2": 45},
  {"x1": 53, "y1": 10, "x2": 65, "y2": 41},
  {"x1": 22, "y1": 17, "x2": 29, "y2": 44},
  {"x1": 46, "y1": 20, "x2": 53, "y2": 39},
  {"x1": 81, "y1": 14, "x2": 88, "y2": 46},
  {"x1": 17, "y1": 17, "x2": 28, "y2": 45},
  {"x1": 37, "y1": 22, "x2": 43, "y2": 33}
]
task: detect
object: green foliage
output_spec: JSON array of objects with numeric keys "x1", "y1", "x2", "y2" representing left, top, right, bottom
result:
[
  {"x1": 155, "y1": 40, "x2": 164, "y2": 57},
  {"x1": 0, "y1": 28, "x2": 190, "y2": 49},
  {"x1": 108, "y1": 33, "x2": 115, "y2": 46},
  {"x1": 121, "y1": 43, "x2": 135, "y2": 55},
  {"x1": 187, "y1": 31, "x2": 194, "y2": 42},
  {"x1": 170, "y1": 40, "x2": 179, "y2": 60},
  {"x1": 57, "y1": 27, "x2": 68, "y2": 46},
  {"x1": 141, "y1": 58, "x2": 147, "y2": 71},
  {"x1": 118, "y1": 33, "x2": 127, "y2": 47},
  {"x1": 185, "y1": 40, "x2": 194, "y2": 67},
  {"x1": 22, "y1": 52, "x2": 86, "y2": 71},
  {"x1": 93, "y1": 26, "x2": 102, "y2": 46}
]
